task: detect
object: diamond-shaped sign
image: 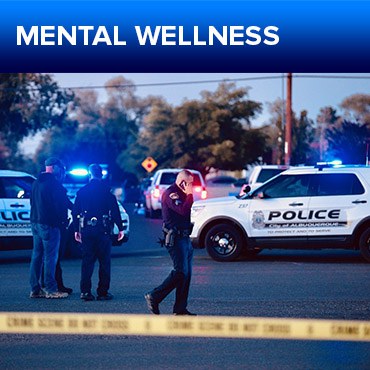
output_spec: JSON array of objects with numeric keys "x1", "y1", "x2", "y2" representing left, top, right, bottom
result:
[{"x1": 141, "y1": 157, "x2": 158, "y2": 173}]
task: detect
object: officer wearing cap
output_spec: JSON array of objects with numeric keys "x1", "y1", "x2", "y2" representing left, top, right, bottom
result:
[
  {"x1": 145, "y1": 169, "x2": 196, "y2": 315},
  {"x1": 73, "y1": 164, "x2": 124, "y2": 301},
  {"x1": 29, "y1": 157, "x2": 72, "y2": 299}
]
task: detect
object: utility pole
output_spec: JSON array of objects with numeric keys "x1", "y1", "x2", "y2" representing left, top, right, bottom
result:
[{"x1": 284, "y1": 73, "x2": 292, "y2": 165}]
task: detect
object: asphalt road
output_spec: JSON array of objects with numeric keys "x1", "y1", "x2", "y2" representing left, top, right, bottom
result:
[{"x1": 1, "y1": 205, "x2": 370, "y2": 369}]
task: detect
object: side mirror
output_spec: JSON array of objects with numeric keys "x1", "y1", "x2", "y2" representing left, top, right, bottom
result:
[{"x1": 243, "y1": 185, "x2": 251, "y2": 194}]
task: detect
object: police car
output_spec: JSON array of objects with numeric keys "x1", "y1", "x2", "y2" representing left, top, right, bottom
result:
[
  {"x1": 0, "y1": 170, "x2": 35, "y2": 250},
  {"x1": 190, "y1": 164, "x2": 370, "y2": 262},
  {"x1": 0, "y1": 169, "x2": 130, "y2": 252}
]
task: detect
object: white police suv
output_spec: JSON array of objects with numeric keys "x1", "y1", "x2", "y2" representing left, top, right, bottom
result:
[
  {"x1": 0, "y1": 170, "x2": 35, "y2": 250},
  {"x1": 191, "y1": 164, "x2": 370, "y2": 262},
  {"x1": 0, "y1": 169, "x2": 130, "y2": 252}
]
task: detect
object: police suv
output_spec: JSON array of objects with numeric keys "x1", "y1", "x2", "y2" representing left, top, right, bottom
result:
[
  {"x1": 0, "y1": 169, "x2": 130, "y2": 252},
  {"x1": 190, "y1": 165, "x2": 370, "y2": 262}
]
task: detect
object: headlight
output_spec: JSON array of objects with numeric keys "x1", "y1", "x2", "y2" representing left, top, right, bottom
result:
[{"x1": 191, "y1": 205, "x2": 205, "y2": 217}]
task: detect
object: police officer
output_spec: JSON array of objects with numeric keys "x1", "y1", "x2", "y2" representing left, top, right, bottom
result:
[
  {"x1": 73, "y1": 164, "x2": 124, "y2": 301},
  {"x1": 145, "y1": 170, "x2": 196, "y2": 315}
]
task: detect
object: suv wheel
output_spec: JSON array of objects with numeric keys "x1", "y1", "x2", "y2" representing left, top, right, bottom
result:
[
  {"x1": 359, "y1": 228, "x2": 370, "y2": 262},
  {"x1": 205, "y1": 223, "x2": 244, "y2": 262}
]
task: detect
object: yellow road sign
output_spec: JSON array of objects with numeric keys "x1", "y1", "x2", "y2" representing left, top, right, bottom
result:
[{"x1": 141, "y1": 157, "x2": 158, "y2": 173}]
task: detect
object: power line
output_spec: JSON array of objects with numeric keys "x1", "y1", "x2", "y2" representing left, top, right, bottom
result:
[
  {"x1": 56, "y1": 74, "x2": 370, "y2": 91},
  {"x1": 0, "y1": 74, "x2": 370, "y2": 92},
  {"x1": 60, "y1": 75, "x2": 284, "y2": 91}
]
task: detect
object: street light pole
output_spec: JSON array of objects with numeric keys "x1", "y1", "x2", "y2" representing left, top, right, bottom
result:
[{"x1": 284, "y1": 73, "x2": 292, "y2": 165}]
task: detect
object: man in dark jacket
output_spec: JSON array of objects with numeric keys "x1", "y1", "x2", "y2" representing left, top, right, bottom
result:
[
  {"x1": 145, "y1": 170, "x2": 196, "y2": 315},
  {"x1": 29, "y1": 157, "x2": 71, "y2": 299},
  {"x1": 73, "y1": 164, "x2": 124, "y2": 301}
]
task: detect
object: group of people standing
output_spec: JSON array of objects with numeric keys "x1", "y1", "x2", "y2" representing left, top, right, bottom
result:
[
  {"x1": 29, "y1": 158, "x2": 124, "y2": 301},
  {"x1": 30, "y1": 158, "x2": 196, "y2": 315}
]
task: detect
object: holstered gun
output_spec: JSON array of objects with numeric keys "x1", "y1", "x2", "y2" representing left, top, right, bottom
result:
[{"x1": 162, "y1": 225, "x2": 176, "y2": 247}]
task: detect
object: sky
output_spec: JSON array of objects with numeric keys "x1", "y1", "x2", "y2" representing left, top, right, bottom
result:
[
  {"x1": 52, "y1": 73, "x2": 370, "y2": 124},
  {"x1": 22, "y1": 73, "x2": 370, "y2": 155}
]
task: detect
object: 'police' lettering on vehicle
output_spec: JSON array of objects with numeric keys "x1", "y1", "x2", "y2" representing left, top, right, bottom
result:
[{"x1": 268, "y1": 209, "x2": 340, "y2": 221}]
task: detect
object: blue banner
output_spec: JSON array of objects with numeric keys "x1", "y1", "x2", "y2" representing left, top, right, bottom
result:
[{"x1": 1, "y1": 0, "x2": 370, "y2": 72}]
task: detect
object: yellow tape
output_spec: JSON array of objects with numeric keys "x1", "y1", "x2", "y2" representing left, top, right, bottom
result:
[{"x1": 1, "y1": 312, "x2": 370, "y2": 341}]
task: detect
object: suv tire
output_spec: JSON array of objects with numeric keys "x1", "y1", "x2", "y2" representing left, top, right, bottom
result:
[
  {"x1": 205, "y1": 223, "x2": 244, "y2": 262},
  {"x1": 359, "y1": 228, "x2": 370, "y2": 262}
]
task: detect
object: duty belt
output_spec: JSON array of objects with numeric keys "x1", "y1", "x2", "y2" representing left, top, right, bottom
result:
[{"x1": 86, "y1": 217, "x2": 99, "y2": 227}]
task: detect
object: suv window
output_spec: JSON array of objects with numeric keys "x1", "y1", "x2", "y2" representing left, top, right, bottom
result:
[
  {"x1": 314, "y1": 174, "x2": 365, "y2": 196},
  {"x1": 260, "y1": 174, "x2": 312, "y2": 198},
  {"x1": 1, "y1": 176, "x2": 35, "y2": 199},
  {"x1": 160, "y1": 173, "x2": 202, "y2": 186},
  {"x1": 256, "y1": 169, "x2": 286, "y2": 183}
]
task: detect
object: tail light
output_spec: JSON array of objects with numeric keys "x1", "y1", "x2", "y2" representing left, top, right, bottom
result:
[
  {"x1": 194, "y1": 186, "x2": 202, "y2": 193},
  {"x1": 201, "y1": 188, "x2": 207, "y2": 199},
  {"x1": 153, "y1": 185, "x2": 161, "y2": 198}
]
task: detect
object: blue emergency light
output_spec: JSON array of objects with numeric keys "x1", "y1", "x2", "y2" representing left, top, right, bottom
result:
[{"x1": 69, "y1": 168, "x2": 89, "y2": 177}]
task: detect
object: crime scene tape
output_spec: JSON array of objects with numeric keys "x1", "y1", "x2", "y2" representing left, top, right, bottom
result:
[{"x1": 1, "y1": 312, "x2": 370, "y2": 341}]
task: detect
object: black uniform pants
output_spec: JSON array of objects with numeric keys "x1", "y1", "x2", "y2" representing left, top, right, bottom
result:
[
  {"x1": 80, "y1": 227, "x2": 112, "y2": 296},
  {"x1": 150, "y1": 235, "x2": 193, "y2": 313}
]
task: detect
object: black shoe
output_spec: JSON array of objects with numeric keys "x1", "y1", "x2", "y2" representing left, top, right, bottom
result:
[
  {"x1": 58, "y1": 286, "x2": 73, "y2": 294},
  {"x1": 97, "y1": 292, "x2": 114, "y2": 301},
  {"x1": 174, "y1": 310, "x2": 197, "y2": 316},
  {"x1": 80, "y1": 292, "x2": 95, "y2": 301},
  {"x1": 145, "y1": 293, "x2": 160, "y2": 315}
]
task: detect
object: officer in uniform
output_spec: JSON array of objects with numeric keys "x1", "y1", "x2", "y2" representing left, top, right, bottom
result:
[
  {"x1": 73, "y1": 164, "x2": 124, "y2": 301},
  {"x1": 145, "y1": 170, "x2": 196, "y2": 315}
]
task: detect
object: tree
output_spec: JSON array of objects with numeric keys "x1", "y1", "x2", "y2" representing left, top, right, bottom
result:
[
  {"x1": 340, "y1": 94, "x2": 370, "y2": 123},
  {"x1": 133, "y1": 82, "x2": 265, "y2": 176},
  {"x1": 326, "y1": 120, "x2": 370, "y2": 164},
  {"x1": 314, "y1": 106, "x2": 341, "y2": 162},
  {"x1": 36, "y1": 76, "x2": 147, "y2": 183},
  {"x1": 291, "y1": 110, "x2": 315, "y2": 165},
  {"x1": 0, "y1": 73, "x2": 74, "y2": 168},
  {"x1": 263, "y1": 98, "x2": 286, "y2": 164}
]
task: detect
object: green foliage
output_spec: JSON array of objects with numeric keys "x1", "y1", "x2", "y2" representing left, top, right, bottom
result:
[
  {"x1": 133, "y1": 82, "x2": 266, "y2": 175},
  {"x1": 36, "y1": 76, "x2": 142, "y2": 181},
  {"x1": 326, "y1": 120, "x2": 370, "y2": 164},
  {"x1": 340, "y1": 94, "x2": 370, "y2": 123},
  {"x1": 291, "y1": 110, "x2": 315, "y2": 165},
  {"x1": 0, "y1": 73, "x2": 73, "y2": 169}
]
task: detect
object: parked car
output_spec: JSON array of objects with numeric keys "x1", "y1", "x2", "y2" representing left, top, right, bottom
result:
[
  {"x1": 145, "y1": 168, "x2": 207, "y2": 218},
  {"x1": 0, "y1": 170, "x2": 35, "y2": 250},
  {"x1": 0, "y1": 169, "x2": 130, "y2": 255},
  {"x1": 240, "y1": 165, "x2": 291, "y2": 195},
  {"x1": 191, "y1": 164, "x2": 370, "y2": 262},
  {"x1": 206, "y1": 175, "x2": 240, "y2": 198}
]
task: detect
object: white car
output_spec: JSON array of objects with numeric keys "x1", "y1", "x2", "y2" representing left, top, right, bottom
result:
[
  {"x1": 0, "y1": 169, "x2": 130, "y2": 252},
  {"x1": 240, "y1": 165, "x2": 291, "y2": 194},
  {"x1": 206, "y1": 175, "x2": 239, "y2": 198},
  {"x1": 191, "y1": 164, "x2": 370, "y2": 262},
  {"x1": 145, "y1": 168, "x2": 207, "y2": 218},
  {"x1": 0, "y1": 170, "x2": 35, "y2": 250}
]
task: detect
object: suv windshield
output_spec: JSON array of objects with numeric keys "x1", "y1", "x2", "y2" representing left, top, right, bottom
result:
[
  {"x1": 256, "y1": 169, "x2": 286, "y2": 183},
  {"x1": 0, "y1": 176, "x2": 35, "y2": 199}
]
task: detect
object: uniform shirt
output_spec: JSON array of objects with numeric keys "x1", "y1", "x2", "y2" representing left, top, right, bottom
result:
[
  {"x1": 30, "y1": 172, "x2": 71, "y2": 228},
  {"x1": 72, "y1": 179, "x2": 123, "y2": 232},
  {"x1": 162, "y1": 183, "x2": 194, "y2": 230}
]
